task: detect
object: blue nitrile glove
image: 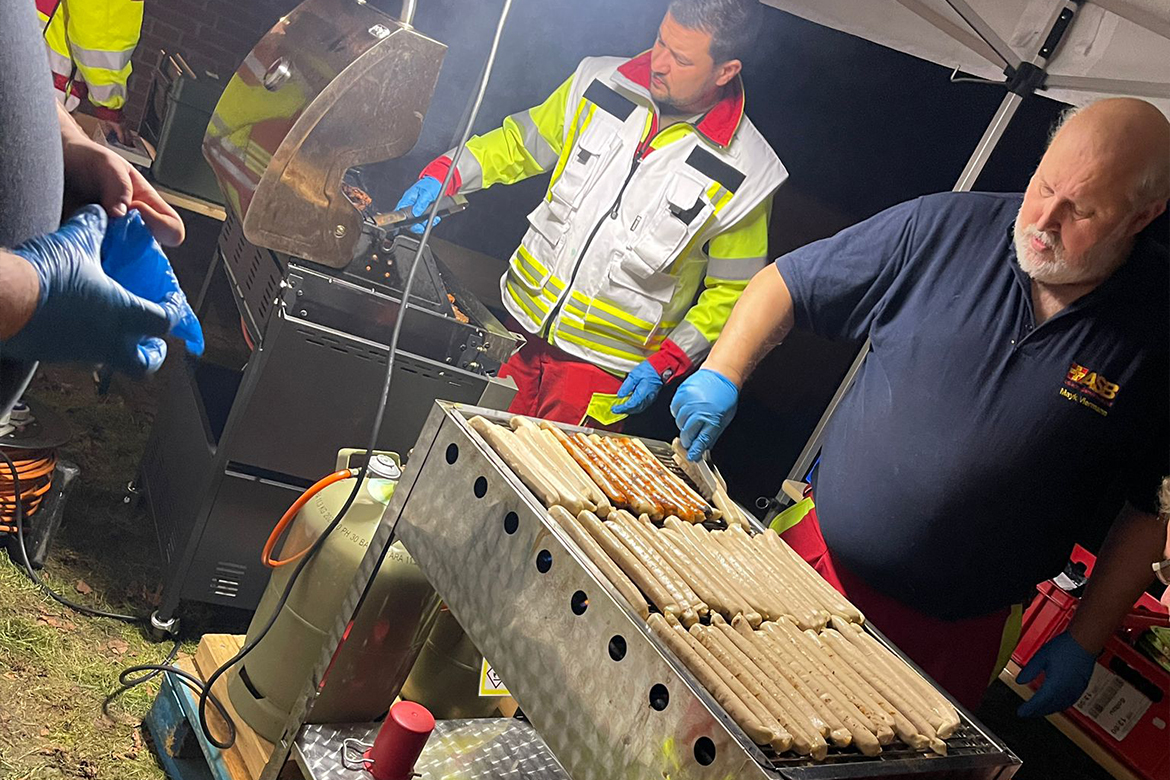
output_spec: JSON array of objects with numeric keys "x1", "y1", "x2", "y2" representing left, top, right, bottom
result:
[
  {"x1": 612, "y1": 360, "x2": 664, "y2": 415},
  {"x1": 3, "y1": 205, "x2": 172, "y2": 374},
  {"x1": 670, "y1": 368, "x2": 739, "y2": 461},
  {"x1": 394, "y1": 176, "x2": 443, "y2": 235},
  {"x1": 101, "y1": 210, "x2": 204, "y2": 357},
  {"x1": 1016, "y1": 632, "x2": 1097, "y2": 717}
]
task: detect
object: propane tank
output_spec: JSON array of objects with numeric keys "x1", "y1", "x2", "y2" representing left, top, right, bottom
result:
[
  {"x1": 228, "y1": 450, "x2": 440, "y2": 741},
  {"x1": 399, "y1": 604, "x2": 501, "y2": 719}
]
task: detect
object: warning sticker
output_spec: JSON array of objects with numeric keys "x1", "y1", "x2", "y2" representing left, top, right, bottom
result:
[
  {"x1": 478, "y1": 658, "x2": 510, "y2": 697},
  {"x1": 1073, "y1": 664, "x2": 1152, "y2": 742}
]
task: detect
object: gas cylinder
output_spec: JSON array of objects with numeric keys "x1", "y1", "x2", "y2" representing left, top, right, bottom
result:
[
  {"x1": 228, "y1": 450, "x2": 440, "y2": 741},
  {"x1": 399, "y1": 605, "x2": 501, "y2": 719}
]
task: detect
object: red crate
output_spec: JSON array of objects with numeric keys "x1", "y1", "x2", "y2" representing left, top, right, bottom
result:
[
  {"x1": 1012, "y1": 546, "x2": 1169, "y2": 780},
  {"x1": 1063, "y1": 636, "x2": 1169, "y2": 780}
]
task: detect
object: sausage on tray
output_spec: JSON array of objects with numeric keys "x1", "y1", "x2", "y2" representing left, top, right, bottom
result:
[
  {"x1": 596, "y1": 437, "x2": 673, "y2": 520},
  {"x1": 468, "y1": 417, "x2": 563, "y2": 508},
  {"x1": 701, "y1": 621, "x2": 825, "y2": 757},
  {"x1": 544, "y1": 424, "x2": 629, "y2": 506},
  {"x1": 665, "y1": 518, "x2": 759, "y2": 626},
  {"x1": 513, "y1": 417, "x2": 609, "y2": 516},
  {"x1": 619, "y1": 512, "x2": 708, "y2": 618},
  {"x1": 691, "y1": 624, "x2": 797, "y2": 755},
  {"x1": 607, "y1": 518, "x2": 697, "y2": 626},
  {"x1": 577, "y1": 510, "x2": 679, "y2": 618},
  {"x1": 576, "y1": 434, "x2": 658, "y2": 517},
  {"x1": 547, "y1": 505, "x2": 649, "y2": 619},
  {"x1": 647, "y1": 614, "x2": 777, "y2": 748},
  {"x1": 512, "y1": 424, "x2": 594, "y2": 514},
  {"x1": 731, "y1": 616, "x2": 853, "y2": 746},
  {"x1": 761, "y1": 620, "x2": 883, "y2": 756}
]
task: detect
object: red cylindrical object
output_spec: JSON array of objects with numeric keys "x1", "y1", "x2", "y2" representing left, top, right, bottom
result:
[{"x1": 364, "y1": 701, "x2": 435, "y2": 780}]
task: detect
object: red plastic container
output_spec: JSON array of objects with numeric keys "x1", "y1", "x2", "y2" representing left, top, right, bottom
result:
[{"x1": 1012, "y1": 546, "x2": 1169, "y2": 780}]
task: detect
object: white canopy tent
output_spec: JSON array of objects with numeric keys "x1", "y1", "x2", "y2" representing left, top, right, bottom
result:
[{"x1": 756, "y1": 0, "x2": 1170, "y2": 510}]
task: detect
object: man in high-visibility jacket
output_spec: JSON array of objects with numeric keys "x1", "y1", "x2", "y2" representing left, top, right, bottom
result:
[
  {"x1": 36, "y1": 0, "x2": 144, "y2": 142},
  {"x1": 396, "y1": 0, "x2": 787, "y2": 426}
]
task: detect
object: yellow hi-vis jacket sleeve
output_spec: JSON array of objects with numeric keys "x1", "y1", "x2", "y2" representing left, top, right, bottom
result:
[
  {"x1": 63, "y1": 0, "x2": 144, "y2": 117},
  {"x1": 448, "y1": 75, "x2": 574, "y2": 193},
  {"x1": 668, "y1": 196, "x2": 773, "y2": 366}
]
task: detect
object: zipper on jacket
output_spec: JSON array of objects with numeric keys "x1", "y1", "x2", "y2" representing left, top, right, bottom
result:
[
  {"x1": 540, "y1": 110, "x2": 676, "y2": 340},
  {"x1": 541, "y1": 150, "x2": 643, "y2": 339}
]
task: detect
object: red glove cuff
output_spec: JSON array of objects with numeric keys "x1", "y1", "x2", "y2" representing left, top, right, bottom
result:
[
  {"x1": 647, "y1": 339, "x2": 693, "y2": 382},
  {"x1": 90, "y1": 105, "x2": 123, "y2": 122},
  {"x1": 419, "y1": 156, "x2": 462, "y2": 196}
]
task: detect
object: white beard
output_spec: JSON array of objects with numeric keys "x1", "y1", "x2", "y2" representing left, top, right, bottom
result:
[{"x1": 1013, "y1": 206, "x2": 1129, "y2": 285}]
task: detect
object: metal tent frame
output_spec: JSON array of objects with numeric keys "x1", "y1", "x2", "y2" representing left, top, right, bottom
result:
[{"x1": 763, "y1": 0, "x2": 1170, "y2": 517}]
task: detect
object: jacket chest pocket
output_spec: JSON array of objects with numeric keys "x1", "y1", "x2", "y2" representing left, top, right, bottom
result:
[
  {"x1": 547, "y1": 116, "x2": 622, "y2": 223},
  {"x1": 625, "y1": 170, "x2": 713, "y2": 280}
]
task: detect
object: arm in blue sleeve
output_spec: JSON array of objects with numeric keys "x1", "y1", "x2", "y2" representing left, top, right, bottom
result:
[{"x1": 775, "y1": 197, "x2": 921, "y2": 342}]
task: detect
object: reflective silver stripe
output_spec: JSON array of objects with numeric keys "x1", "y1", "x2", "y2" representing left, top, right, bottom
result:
[
  {"x1": 707, "y1": 255, "x2": 768, "y2": 281},
  {"x1": 511, "y1": 109, "x2": 559, "y2": 171},
  {"x1": 563, "y1": 298, "x2": 652, "y2": 339},
  {"x1": 44, "y1": 48, "x2": 74, "y2": 78},
  {"x1": 554, "y1": 319, "x2": 647, "y2": 361},
  {"x1": 667, "y1": 320, "x2": 711, "y2": 363},
  {"x1": 449, "y1": 146, "x2": 484, "y2": 191},
  {"x1": 69, "y1": 42, "x2": 135, "y2": 72},
  {"x1": 208, "y1": 114, "x2": 231, "y2": 136},
  {"x1": 86, "y1": 80, "x2": 127, "y2": 104}
]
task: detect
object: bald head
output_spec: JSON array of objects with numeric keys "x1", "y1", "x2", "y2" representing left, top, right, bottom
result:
[
  {"x1": 1014, "y1": 98, "x2": 1169, "y2": 287},
  {"x1": 1048, "y1": 98, "x2": 1170, "y2": 207}
]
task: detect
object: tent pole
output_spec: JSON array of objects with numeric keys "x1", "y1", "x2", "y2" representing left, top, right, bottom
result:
[
  {"x1": 954, "y1": 92, "x2": 1024, "y2": 191},
  {"x1": 764, "y1": 2, "x2": 1083, "y2": 520}
]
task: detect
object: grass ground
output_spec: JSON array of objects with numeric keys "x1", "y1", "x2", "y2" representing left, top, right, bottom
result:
[{"x1": 0, "y1": 366, "x2": 202, "y2": 780}]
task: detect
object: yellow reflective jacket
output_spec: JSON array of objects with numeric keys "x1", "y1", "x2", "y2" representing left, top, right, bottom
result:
[
  {"x1": 36, "y1": 0, "x2": 144, "y2": 119},
  {"x1": 425, "y1": 52, "x2": 787, "y2": 376}
]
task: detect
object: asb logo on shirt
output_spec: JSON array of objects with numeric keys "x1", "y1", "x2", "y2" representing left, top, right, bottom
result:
[{"x1": 1059, "y1": 362, "x2": 1120, "y2": 417}]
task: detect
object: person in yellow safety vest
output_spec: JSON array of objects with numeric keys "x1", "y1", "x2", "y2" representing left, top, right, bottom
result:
[
  {"x1": 396, "y1": 0, "x2": 788, "y2": 427},
  {"x1": 35, "y1": 0, "x2": 144, "y2": 143}
]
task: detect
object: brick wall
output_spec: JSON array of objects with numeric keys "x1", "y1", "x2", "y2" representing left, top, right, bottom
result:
[{"x1": 124, "y1": 0, "x2": 301, "y2": 126}]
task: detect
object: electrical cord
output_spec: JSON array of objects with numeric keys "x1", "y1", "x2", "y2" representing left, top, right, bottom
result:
[
  {"x1": 191, "y1": 0, "x2": 516, "y2": 749},
  {"x1": 1, "y1": 447, "x2": 143, "y2": 624},
  {"x1": 11, "y1": 0, "x2": 516, "y2": 745},
  {"x1": 0, "y1": 447, "x2": 235, "y2": 729}
]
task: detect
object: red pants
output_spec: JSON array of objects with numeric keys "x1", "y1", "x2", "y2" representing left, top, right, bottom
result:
[
  {"x1": 498, "y1": 335, "x2": 624, "y2": 426},
  {"x1": 781, "y1": 506, "x2": 1009, "y2": 711}
]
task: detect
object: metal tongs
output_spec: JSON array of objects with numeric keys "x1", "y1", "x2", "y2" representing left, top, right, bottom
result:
[{"x1": 371, "y1": 194, "x2": 469, "y2": 233}]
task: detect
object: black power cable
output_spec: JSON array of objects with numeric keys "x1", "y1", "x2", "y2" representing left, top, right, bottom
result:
[
  {"x1": 0, "y1": 448, "x2": 233, "y2": 726},
  {"x1": 12, "y1": 0, "x2": 517, "y2": 752},
  {"x1": 1, "y1": 446, "x2": 142, "y2": 624},
  {"x1": 195, "y1": 0, "x2": 518, "y2": 750}
]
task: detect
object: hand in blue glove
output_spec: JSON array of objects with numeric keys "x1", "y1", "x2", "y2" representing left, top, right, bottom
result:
[
  {"x1": 102, "y1": 210, "x2": 204, "y2": 358},
  {"x1": 3, "y1": 206, "x2": 172, "y2": 374},
  {"x1": 1016, "y1": 631, "x2": 1096, "y2": 717},
  {"x1": 670, "y1": 368, "x2": 739, "y2": 461},
  {"x1": 394, "y1": 176, "x2": 443, "y2": 235},
  {"x1": 611, "y1": 360, "x2": 664, "y2": 416}
]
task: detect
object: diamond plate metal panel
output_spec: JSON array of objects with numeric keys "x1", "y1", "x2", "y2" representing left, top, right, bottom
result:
[{"x1": 296, "y1": 719, "x2": 568, "y2": 780}]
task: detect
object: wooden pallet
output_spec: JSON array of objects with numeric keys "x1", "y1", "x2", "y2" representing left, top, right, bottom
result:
[{"x1": 145, "y1": 634, "x2": 296, "y2": 780}]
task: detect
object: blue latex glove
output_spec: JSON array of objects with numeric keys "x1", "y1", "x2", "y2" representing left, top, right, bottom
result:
[
  {"x1": 394, "y1": 176, "x2": 443, "y2": 235},
  {"x1": 102, "y1": 210, "x2": 204, "y2": 358},
  {"x1": 3, "y1": 206, "x2": 172, "y2": 374},
  {"x1": 611, "y1": 360, "x2": 664, "y2": 415},
  {"x1": 670, "y1": 368, "x2": 739, "y2": 461},
  {"x1": 1016, "y1": 632, "x2": 1096, "y2": 717}
]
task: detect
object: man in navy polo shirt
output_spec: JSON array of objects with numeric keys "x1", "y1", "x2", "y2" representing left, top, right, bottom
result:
[{"x1": 671, "y1": 98, "x2": 1169, "y2": 713}]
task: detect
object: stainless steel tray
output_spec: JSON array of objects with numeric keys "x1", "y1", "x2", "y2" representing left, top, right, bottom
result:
[
  {"x1": 390, "y1": 402, "x2": 1020, "y2": 780},
  {"x1": 294, "y1": 719, "x2": 569, "y2": 780}
]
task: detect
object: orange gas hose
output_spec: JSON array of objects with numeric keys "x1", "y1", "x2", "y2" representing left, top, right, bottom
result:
[{"x1": 261, "y1": 469, "x2": 353, "y2": 568}]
